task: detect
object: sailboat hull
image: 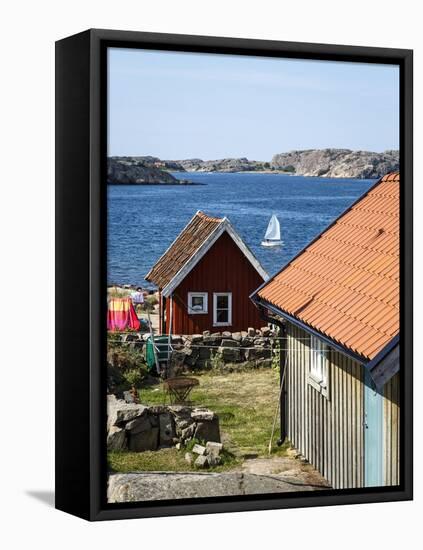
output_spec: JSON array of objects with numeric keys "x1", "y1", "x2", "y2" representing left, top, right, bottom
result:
[{"x1": 261, "y1": 239, "x2": 283, "y2": 247}]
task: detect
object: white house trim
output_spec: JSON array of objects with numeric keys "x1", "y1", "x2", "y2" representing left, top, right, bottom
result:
[
  {"x1": 187, "y1": 292, "x2": 208, "y2": 314},
  {"x1": 308, "y1": 335, "x2": 329, "y2": 398},
  {"x1": 161, "y1": 219, "x2": 269, "y2": 297},
  {"x1": 213, "y1": 292, "x2": 232, "y2": 327}
]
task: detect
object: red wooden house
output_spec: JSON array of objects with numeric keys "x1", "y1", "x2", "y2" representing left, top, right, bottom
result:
[{"x1": 145, "y1": 211, "x2": 268, "y2": 335}]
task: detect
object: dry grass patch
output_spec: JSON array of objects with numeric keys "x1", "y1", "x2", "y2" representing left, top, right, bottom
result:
[
  {"x1": 108, "y1": 446, "x2": 239, "y2": 473},
  {"x1": 139, "y1": 369, "x2": 288, "y2": 459}
]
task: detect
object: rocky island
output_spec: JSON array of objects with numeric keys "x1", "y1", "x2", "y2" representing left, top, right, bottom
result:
[
  {"x1": 107, "y1": 157, "x2": 194, "y2": 185},
  {"x1": 175, "y1": 149, "x2": 399, "y2": 179},
  {"x1": 174, "y1": 149, "x2": 398, "y2": 179},
  {"x1": 175, "y1": 158, "x2": 274, "y2": 173},
  {"x1": 270, "y1": 149, "x2": 399, "y2": 179},
  {"x1": 109, "y1": 149, "x2": 399, "y2": 182}
]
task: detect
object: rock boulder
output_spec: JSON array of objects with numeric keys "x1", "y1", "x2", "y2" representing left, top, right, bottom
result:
[{"x1": 194, "y1": 417, "x2": 221, "y2": 443}]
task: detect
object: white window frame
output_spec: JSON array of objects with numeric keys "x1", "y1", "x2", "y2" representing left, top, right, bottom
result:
[
  {"x1": 187, "y1": 292, "x2": 208, "y2": 314},
  {"x1": 308, "y1": 335, "x2": 329, "y2": 398},
  {"x1": 213, "y1": 292, "x2": 232, "y2": 327}
]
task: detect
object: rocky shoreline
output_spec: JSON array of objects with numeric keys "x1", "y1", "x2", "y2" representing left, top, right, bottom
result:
[
  {"x1": 107, "y1": 157, "x2": 199, "y2": 185},
  {"x1": 271, "y1": 149, "x2": 399, "y2": 179},
  {"x1": 109, "y1": 148, "x2": 399, "y2": 181}
]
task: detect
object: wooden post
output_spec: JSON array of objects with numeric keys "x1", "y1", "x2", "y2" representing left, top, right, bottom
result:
[
  {"x1": 147, "y1": 310, "x2": 160, "y2": 375},
  {"x1": 158, "y1": 291, "x2": 162, "y2": 334},
  {"x1": 167, "y1": 294, "x2": 174, "y2": 373},
  {"x1": 268, "y1": 343, "x2": 288, "y2": 454}
]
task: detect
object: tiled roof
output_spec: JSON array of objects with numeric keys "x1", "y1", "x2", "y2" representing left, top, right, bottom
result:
[
  {"x1": 145, "y1": 211, "x2": 223, "y2": 288},
  {"x1": 255, "y1": 172, "x2": 399, "y2": 361}
]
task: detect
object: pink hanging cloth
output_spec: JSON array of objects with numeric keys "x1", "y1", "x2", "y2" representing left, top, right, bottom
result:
[{"x1": 107, "y1": 297, "x2": 141, "y2": 331}]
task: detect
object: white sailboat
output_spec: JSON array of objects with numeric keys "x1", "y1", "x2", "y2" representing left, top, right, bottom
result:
[{"x1": 261, "y1": 214, "x2": 283, "y2": 247}]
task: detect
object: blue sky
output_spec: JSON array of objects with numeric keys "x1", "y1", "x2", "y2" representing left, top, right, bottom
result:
[{"x1": 108, "y1": 48, "x2": 399, "y2": 160}]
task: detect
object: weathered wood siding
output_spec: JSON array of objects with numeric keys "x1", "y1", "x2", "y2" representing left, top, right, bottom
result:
[
  {"x1": 383, "y1": 372, "x2": 400, "y2": 485},
  {"x1": 285, "y1": 322, "x2": 400, "y2": 488},
  {"x1": 286, "y1": 322, "x2": 364, "y2": 489}
]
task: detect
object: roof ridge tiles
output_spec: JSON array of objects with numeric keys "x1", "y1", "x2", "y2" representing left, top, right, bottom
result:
[
  {"x1": 380, "y1": 171, "x2": 400, "y2": 182},
  {"x1": 196, "y1": 210, "x2": 223, "y2": 223}
]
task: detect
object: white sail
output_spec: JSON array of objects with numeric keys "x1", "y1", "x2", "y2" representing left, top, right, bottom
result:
[{"x1": 264, "y1": 214, "x2": 281, "y2": 241}]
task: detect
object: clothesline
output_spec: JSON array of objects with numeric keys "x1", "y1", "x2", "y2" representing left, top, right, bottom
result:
[
  {"x1": 109, "y1": 333, "x2": 314, "y2": 340},
  {"x1": 112, "y1": 341, "x2": 333, "y2": 353}
]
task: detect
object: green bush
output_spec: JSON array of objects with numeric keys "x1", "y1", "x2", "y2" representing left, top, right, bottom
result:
[
  {"x1": 107, "y1": 345, "x2": 144, "y2": 370},
  {"x1": 107, "y1": 342, "x2": 149, "y2": 392},
  {"x1": 209, "y1": 349, "x2": 223, "y2": 370},
  {"x1": 122, "y1": 368, "x2": 144, "y2": 388},
  {"x1": 107, "y1": 332, "x2": 123, "y2": 349}
]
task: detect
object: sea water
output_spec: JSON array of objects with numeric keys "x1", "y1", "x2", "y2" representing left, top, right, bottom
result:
[{"x1": 107, "y1": 172, "x2": 374, "y2": 287}]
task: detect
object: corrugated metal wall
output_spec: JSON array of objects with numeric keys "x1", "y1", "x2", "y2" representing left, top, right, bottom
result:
[
  {"x1": 286, "y1": 323, "x2": 364, "y2": 489},
  {"x1": 285, "y1": 323, "x2": 400, "y2": 489},
  {"x1": 383, "y1": 372, "x2": 400, "y2": 486}
]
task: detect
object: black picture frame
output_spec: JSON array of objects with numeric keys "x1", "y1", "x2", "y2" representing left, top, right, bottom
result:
[{"x1": 55, "y1": 28, "x2": 413, "y2": 521}]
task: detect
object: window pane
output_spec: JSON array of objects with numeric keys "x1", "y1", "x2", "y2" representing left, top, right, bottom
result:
[
  {"x1": 217, "y1": 309, "x2": 228, "y2": 322},
  {"x1": 216, "y1": 295, "x2": 228, "y2": 308},
  {"x1": 192, "y1": 296, "x2": 203, "y2": 308},
  {"x1": 321, "y1": 363, "x2": 327, "y2": 386}
]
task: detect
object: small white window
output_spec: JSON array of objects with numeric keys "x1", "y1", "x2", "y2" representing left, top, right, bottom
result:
[
  {"x1": 188, "y1": 292, "x2": 208, "y2": 314},
  {"x1": 309, "y1": 336, "x2": 329, "y2": 397},
  {"x1": 213, "y1": 292, "x2": 232, "y2": 326}
]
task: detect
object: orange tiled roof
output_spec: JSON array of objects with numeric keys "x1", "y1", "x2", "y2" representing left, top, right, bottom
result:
[
  {"x1": 256, "y1": 172, "x2": 400, "y2": 360},
  {"x1": 145, "y1": 211, "x2": 223, "y2": 288}
]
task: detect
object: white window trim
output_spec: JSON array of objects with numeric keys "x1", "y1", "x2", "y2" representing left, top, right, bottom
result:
[
  {"x1": 187, "y1": 292, "x2": 208, "y2": 314},
  {"x1": 308, "y1": 335, "x2": 329, "y2": 398},
  {"x1": 213, "y1": 292, "x2": 232, "y2": 327}
]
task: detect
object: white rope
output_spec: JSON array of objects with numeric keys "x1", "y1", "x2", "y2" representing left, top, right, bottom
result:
[
  {"x1": 109, "y1": 332, "x2": 310, "y2": 341},
  {"x1": 111, "y1": 342, "x2": 332, "y2": 353}
]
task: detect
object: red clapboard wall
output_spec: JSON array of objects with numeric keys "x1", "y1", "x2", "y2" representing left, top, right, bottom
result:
[{"x1": 164, "y1": 231, "x2": 265, "y2": 334}]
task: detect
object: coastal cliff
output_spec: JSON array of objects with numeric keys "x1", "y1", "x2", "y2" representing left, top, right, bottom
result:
[
  {"x1": 107, "y1": 157, "x2": 190, "y2": 185},
  {"x1": 173, "y1": 149, "x2": 399, "y2": 178},
  {"x1": 109, "y1": 149, "x2": 399, "y2": 181},
  {"x1": 271, "y1": 149, "x2": 399, "y2": 179},
  {"x1": 176, "y1": 158, "x2": 272, "y2": 173}
]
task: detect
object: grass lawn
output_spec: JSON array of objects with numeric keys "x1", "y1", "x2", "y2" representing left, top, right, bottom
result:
[
  {"x1": 109, "y1": 446, "x2": 240, "y2": 473},
  {"x1": 108, "y1": 369, "x2": 290, "y2": 473}
]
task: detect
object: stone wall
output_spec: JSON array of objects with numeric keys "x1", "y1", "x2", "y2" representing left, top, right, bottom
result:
[
  {"x1": 170, "y1": 326, "x2": 277, "y2": 372},
  {"x1": 116, "y1": 326, "x2": 278, "y2": 372},
  {"x1": 107, "y1": 395, "x2": 220, "y2": 452}
]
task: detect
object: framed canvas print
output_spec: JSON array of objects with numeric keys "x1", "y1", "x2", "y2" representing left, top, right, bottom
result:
[{"x1": 55, "y1": 29, "x2": 413, "y2": 521}]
